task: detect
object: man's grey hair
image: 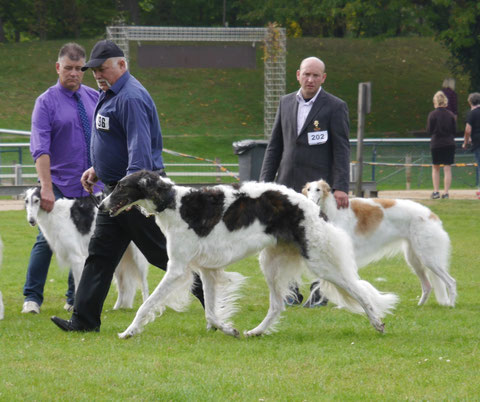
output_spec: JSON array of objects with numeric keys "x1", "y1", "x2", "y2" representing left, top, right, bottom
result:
[
  {"x1": 468, "y1": 92, "x2": 480, "y2": 106},
  {"x1": 111, "y1": 56, "x2": 128, "y2": 70},
  {"x1": 58, "y1": 43, "x2": 86, "y2": 62}
]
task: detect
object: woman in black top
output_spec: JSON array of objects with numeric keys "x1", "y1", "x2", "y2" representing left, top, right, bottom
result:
[{"x1": 426, "y1": 91, "x2": 457, "y2": 199}]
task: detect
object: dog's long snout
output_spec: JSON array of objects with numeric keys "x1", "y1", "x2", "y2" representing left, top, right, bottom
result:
[
  {"x1": 98, "y1": 200, "x2": 107, "y2": 213},
  {"x1": 98, "y1": 195, "x2": 115, "y2": 216},
  {"x1": 28, "y1": 218, "x2": 37, "y2": 227}
]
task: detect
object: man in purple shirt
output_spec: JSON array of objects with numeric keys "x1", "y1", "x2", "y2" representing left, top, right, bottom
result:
[{"x1": 22, "y1": 43, "x2": 99, "y2": 314}]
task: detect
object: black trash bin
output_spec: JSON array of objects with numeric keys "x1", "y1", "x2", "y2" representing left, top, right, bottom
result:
[{"x1": 232, "y1": 139, "x2": 269, "y2": 182}]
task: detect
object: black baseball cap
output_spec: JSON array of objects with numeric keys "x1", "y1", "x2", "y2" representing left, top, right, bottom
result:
[{"x1": 81, "y1": 40, "x2": 125, "y2": 71}]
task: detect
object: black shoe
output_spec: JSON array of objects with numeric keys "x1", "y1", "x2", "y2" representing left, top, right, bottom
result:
[
  {"x1": 285, "y1": 286, "x2": 304, "y2": 306},
  {"x1": 51, "y1": 316, "x2": 99, "y2": 332},
  {"x1": 431, "y1": 192, "x2": 440, "y2": 199},
  {"x1": 303, "y1": 282, "x2": 328, "y2": 308}
]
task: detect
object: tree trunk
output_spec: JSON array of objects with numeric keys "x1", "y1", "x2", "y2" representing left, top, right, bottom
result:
[
  {"x1": 0, "y1": 16, "x2": 5, "y2": 43},
  {"x1": 34, "y1": 0, "x2": 48, "y2": 40},
  {"x1": 117, "y1": 0, "x2": 140, "y2": 25}
]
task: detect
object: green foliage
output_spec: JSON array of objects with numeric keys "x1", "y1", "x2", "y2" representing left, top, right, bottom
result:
[
  {"x1": 232, "y1": 0, "x2": 349, "y2": 37},
  {"x1": 425, "y1": 0, "x2": 480, "y2": 92},
  {"x1": 140, "y1": 0, "x2": 225, "y2": 26},
  {"x1": 343, "y1": 0, "x2": 433, "y2": 38},
  {"x1": 0, "y1": 200, "x2": 479, "y2": 399}
]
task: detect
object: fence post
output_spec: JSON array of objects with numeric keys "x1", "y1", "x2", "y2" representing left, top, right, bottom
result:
[
  {"x1": 355, "y1": 82, "x2": 371, "y2": 197},
  {"x1": 215, "y1": 157, "x2": 221, "y2": 183},
  {"x1": 405, "y1": 154, "x2": 411, "y2": 190},
  {"x1": 14, "y1": 163, "x2": 23, "y2": 185}
]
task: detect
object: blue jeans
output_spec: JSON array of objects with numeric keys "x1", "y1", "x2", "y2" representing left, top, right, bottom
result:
[{"x1": 23, "y1": 184, "x2": 76, "y2": 306}]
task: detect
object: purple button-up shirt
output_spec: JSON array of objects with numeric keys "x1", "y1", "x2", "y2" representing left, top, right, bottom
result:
[{"x1": 30, "y1": 81, "x2": 100, "y2": 197}]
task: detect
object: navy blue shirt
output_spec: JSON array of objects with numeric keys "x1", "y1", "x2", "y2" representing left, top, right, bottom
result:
[{"x1": 91, "y1": 71, "x2": 164, "y2": 184}]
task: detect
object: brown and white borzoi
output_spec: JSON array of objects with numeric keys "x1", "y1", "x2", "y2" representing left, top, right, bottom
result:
[
  {"x1": 101, "y1": 170, "x2": 399, "y2": 339},
  {"x1": 302, "y1": 179, "x2": 456, "y2": 307}
]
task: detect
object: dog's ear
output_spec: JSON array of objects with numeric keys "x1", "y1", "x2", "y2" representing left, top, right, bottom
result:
[
  {"x1": 138, "y1": 171, "x2": 176, "y2": 212},
  {"x1": 319, "y1": 180, "x2": 331, "y2": 198},
  {"x1": 137, "y1": 170, "x2": 163, "y2": 193},
  {"x1": 23, "y1": 187, "x2": 40, "y2": 201},
  {"x1": 301, "y1": 183, "x2": 310, "y2": 197}
]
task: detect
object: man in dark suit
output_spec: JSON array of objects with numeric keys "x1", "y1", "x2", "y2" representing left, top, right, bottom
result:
[{"x1": 260, "y1": 56, "x2": 350, "y2": 307}]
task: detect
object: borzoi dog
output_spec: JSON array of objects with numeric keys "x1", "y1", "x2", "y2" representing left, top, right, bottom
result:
[
  {"x1": 100, "y1": 170, "x2": 399, "y2": 339},
  {"x1": 0, "y1": 235, "x2": 4, "y2": 319},
  {"x1": 302, "y1": 179, "x2": 456, "y2": 307},
  {"x1": 24, "y1": 187, "x2": 149, "y2": 310}
]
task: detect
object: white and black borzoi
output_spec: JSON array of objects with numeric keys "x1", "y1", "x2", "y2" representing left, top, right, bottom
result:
[
  {"x1": 100, "y1": 170, "x2": 399, "y2": 339},
  {"x1": 0, "y1": 235, "x2": 4, "y2": 320},
  {"x1": 24, "y1": 187, "x2": 149, "y2": 310},
  {"x1": 302, "y1": 179, "x2": 456, "y2": 307}
]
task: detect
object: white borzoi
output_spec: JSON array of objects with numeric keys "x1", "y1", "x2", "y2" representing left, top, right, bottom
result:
[
  {"x1": 100, "y1": 170, "x2": 399, "y2": 339},
  {"x1": 24, "y1": 187, "x2": 149, "y2": 310},
  {"x1": 0, "y1": 235, "x2": 4, "y2": 319},
  {"x1": 302, "y1": 179, "x2": 456, "y2": 307}
]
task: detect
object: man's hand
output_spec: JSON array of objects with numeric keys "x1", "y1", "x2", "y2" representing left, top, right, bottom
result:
[
  {"x1": 81, "y1": 167, "x2": 98, "y2": 194},
  {"x1": 40, "y1": 187, "x2": 55, "y2": 212},
  {"x1": 333, "y1": 190, "x2": 349, "y2": 209}
]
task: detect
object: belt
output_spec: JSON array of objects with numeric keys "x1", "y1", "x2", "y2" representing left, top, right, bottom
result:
[{"x1": 104, "y1": 169, "x2": 166, "y2": 195}]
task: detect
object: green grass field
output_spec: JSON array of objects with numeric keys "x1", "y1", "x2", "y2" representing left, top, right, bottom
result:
[{"x1": 1, "y1": 199, "x2": 479, "y2": 400}]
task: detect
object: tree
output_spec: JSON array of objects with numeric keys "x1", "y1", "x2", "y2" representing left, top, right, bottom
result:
[
  {"x1": 343, "y1": 0, "x2": 431, "y2": 37},
  {"x1": 425, "y1": 0, "x2": 480, "y2": 92},
  {"x1": 0, "y1": 0, "x2": 35, "y2": 42},
  {"x1": 231, "y1": 0, "x2": 348, "y2": 37}
]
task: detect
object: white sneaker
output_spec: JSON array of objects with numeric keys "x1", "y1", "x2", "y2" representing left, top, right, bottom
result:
[
  {"x1": 63, "y1": 302, "x2": 73, "y2": 312},
  {"x1": 21, "y1": 301, "x2": 40, "y2": 314}
]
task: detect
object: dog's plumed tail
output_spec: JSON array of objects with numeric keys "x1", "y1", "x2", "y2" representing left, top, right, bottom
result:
[
  {"x1": 211, "y1": 270, "x2": 247, "y2": 324},
  {"x1": 315, "y1": 279, "x2": 399, "y2": 318},
  {"x1": 427, "y1": 272, "x2": 450, "y2": 305},
  {"x1": 135, "y1": 272, "x2": 194, "y2": 331},
  {"x1": 113, "y1": 244, "x2": 149, "y2": 310}
]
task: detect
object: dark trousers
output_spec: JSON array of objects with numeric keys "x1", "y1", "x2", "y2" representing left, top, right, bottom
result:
[{"x1": 72, "y1": 206, "x2": 204, "y2": 329}]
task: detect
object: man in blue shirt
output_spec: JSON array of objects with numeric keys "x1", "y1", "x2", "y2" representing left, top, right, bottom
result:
[{"x1": 51, "y1": 40, "x2": 204, "y2": 332}]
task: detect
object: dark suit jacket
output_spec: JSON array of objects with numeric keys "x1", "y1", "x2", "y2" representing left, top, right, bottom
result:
[{"x1": 260, "y1": 89, "x2": 350, "y2": 193}]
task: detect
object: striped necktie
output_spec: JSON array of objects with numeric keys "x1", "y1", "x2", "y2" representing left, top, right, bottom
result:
[{"x1": 74, "y1": 92, "x2": 92, "y2": 166}]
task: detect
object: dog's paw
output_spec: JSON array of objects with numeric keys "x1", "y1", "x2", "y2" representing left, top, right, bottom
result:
[
  {"x1": 243, "y1": 329, "x2": 263, "y2": 338},
  {"x1": 206, "y1": 323, "x2": 218, "y2": 331},
  {"x1": 222, "y1": 326, "x2": 240, "y2": 338},
  {"x1": 374, "y1": 322, "x2": 385, "y2": 334},
  {"x1": 118, "y1": 328, "x2": 136, "y2": 339}
]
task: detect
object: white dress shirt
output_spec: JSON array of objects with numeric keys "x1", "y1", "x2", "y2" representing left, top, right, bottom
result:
[{"x1": 296, "y1": 87, "x2": 322, "y2": 135}]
